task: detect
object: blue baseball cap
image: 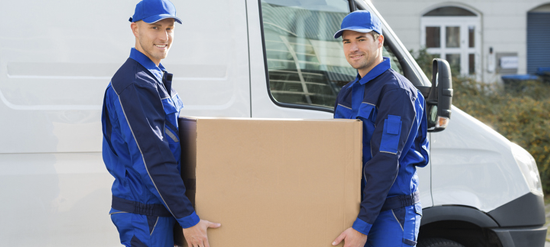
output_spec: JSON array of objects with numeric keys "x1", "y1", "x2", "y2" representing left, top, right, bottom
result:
[
  {"x1": 129, "y1": 0, "x2": 182, "y2": 24},
  {"x1": 334, "y1": 10, "x2": 382, "y2": 39}
]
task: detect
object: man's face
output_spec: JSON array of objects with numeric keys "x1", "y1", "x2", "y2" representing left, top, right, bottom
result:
[
  {"x1": 342, "y1": 30, "x2": 383, "y2": 77},
  {"x1": 132, "y1": 18, "x2": 175, "y2": 66}
]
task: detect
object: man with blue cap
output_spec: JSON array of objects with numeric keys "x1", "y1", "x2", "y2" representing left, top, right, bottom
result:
[
  {"x1": 331, "y1": 10, "x2": 429, "y2": 247},
  {"x1": 101, "y1": 0, "x2": 220, "y2": 246}
]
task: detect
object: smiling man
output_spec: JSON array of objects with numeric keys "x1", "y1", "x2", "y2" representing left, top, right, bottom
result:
[
  {"x1": 132, "y1": 18, "x2": 173, "y2": 66},
  {"x1": 332, "y1": 10, "x2": 429, "y2": 247},
  {"x1": 101, "y1": 0, "x2": 220, "y2": 246}
]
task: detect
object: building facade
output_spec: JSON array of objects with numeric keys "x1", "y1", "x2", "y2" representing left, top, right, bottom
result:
[{"x1": 372, "y1": 0, "x2": 550, "y2": 83}]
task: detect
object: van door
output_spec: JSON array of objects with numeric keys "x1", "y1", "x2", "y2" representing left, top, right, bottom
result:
[
  {"x1": 247, "y1": 0, "x2": 433, "y2": 207},
  {"x1": 248, "y1": 0, "x2": 429, "y2": 115},
  {"x1": 173, "y1": 0, "x2": 251, "y2": 118}
]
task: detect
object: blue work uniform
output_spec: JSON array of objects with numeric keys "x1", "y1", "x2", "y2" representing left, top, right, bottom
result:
[
  {"x1": 334, "y1": 58, "x2": 429, "y2": 246},
  {"x1": 102, "y1": 48, "x2": 199, "y2": 247}
]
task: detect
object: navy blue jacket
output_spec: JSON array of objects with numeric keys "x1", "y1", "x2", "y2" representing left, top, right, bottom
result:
[
  {"x1": 102, "y1": 48, "x2": 199, "y2": 228},
  {"x1": 334, "y1": 58, "x2": 429, "y2": 235}
]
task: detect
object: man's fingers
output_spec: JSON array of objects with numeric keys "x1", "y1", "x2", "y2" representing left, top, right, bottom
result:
[
  {"x1": 182, "y1": 220, "x2": 219, "y2": 247},
  {"x1": 332, "y1": 231, "x2": 346, "y2": 246},
  {"x1": 190, "y1": 241, "x2": 198, "y2": 247},
  {"x1": 207, "y1": 221, "x2": 221, "y2": 229}
]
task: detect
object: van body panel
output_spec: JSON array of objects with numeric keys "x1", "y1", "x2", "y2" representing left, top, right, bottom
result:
[
  {"x1": 170, "y1": 0, "x2": 251, "y2": 118},
  {"x1": 0, "y1": 153, "x2": 118, "y2": 246},
  {"x1": 430, "y1": 107, "x2": 529, "y2": 212},
  {"x1": 0, "y1": 0, "x2": 130, "y2": 155}
]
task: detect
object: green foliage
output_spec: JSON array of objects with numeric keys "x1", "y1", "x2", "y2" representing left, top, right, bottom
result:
[
  {"x1": 410, "y1": 48, "x2": 437, "y2": 77},
  {"x1": 412, "y1": 48, "x2": 550, "y2": 194}
]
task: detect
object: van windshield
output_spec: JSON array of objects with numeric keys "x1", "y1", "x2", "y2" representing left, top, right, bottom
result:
[{"x1": 261, "y1": 0, "x2": 403, "y2": 109}]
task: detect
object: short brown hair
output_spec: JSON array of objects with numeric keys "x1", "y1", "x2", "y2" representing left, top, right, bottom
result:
[{"x1": 370, "y1": 31, "x2": 380, "y2": 41}]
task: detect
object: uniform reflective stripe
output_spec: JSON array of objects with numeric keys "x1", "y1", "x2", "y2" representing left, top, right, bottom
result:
[
  {"x1": 109, "y1": 211, "x2": 129, "y2": 215},
  {"x1": 338, "y1": 103, "x2": 352, "y2": 110},
  {"x1": 165, "y1": 128, "x2": 179, "y2": 143},
  {"x1": 150, "y1": 217, "x2": 159, "y2": 236},
  {"x1": 391, "y1": 209, "x2": 404, "y2": 231},
  {"x1": 361, "y1": 101, "x2": 376, "y2": 107},
  {"x1": 113, "y1": 89, "x2": 175, "y2": 218}
]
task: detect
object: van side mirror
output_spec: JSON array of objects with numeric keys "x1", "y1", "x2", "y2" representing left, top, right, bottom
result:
[{"x1": 426, "y1": 58, "x2": 453, "y2": 132}]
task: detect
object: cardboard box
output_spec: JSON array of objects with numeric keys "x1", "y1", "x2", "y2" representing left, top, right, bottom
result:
[{"x1": 176, "y1": 117, "x2": 362, "y2": 247}]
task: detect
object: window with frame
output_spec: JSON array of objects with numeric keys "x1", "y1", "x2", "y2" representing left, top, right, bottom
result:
[{"x1": 421, "y1": 6, "x2": 480, "y2": 76}]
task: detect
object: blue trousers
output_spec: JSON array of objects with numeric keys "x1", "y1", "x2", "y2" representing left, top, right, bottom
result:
[
  {"x1": 111, "y1": 210, "x2": 176, "y2": 247},
  {"x1": 366, "y1": 204, "x2": 422, "y2": 247}
]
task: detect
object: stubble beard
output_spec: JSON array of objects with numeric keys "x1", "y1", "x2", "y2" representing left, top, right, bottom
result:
[{"x1": 137, "y1": 38, "x2": 169, "y2": 64}]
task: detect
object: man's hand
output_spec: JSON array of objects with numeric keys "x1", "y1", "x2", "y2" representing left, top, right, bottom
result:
[
  {"x1": 332, "y1": 227, "x2": 367, "y2": 247},
  {"x1": 182, "y1": 219, "x2": 221, "y2": 247}
]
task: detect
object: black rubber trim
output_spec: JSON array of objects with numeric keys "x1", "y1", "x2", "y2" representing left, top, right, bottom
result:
[
  {"x1": 492, "y1": 225, "x2": 547, "y2": 247},
  {"x1": 488, "y1": 192, "x2": 545, "y2": 227},
  {"x1": 348, "y1": 0, "x2": 356, "y2": 12},
  {"x1": 421, "y1": 205, "x2": 498, "y2": 228}
]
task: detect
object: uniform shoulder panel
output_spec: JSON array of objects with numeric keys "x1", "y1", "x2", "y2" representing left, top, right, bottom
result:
[
  {"x1": 111, "y1": 58, "x2": 157, "y2": 94},
  {"x1": 378, "y1": 69, "x2": 417, "y2": 96}
]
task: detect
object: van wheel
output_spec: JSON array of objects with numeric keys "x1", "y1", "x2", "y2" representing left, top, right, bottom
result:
[{"x1": 417, "y1": 238, "x2": 464, "y2": 247}]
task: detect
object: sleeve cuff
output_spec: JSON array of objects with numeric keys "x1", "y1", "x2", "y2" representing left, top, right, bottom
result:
[
  {"x1": 352, "y1": 218, "x2": 373, "y2": 235},
  {"x1": 177, "y1": 211, "x2": 201, "y2": 229}
]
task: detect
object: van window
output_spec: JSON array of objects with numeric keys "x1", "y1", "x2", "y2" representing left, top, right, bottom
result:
[{"x1": 260, "y1": 0, "x2": 403, "y2": 110}]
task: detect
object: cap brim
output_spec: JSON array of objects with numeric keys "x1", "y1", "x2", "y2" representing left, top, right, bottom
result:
[
  {"x1": 333, "y1": 27, "x2": 375, "y2": 39},
  {"x1": 142, "y1": 14, "x2": 182, "y2": 24}
]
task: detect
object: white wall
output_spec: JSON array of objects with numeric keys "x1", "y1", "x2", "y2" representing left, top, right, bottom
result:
[{"x1": 371, "y1": 0, "x2": 550, "y2": 83}]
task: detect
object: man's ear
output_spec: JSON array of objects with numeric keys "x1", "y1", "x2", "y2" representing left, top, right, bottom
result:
[
  {"x1": 131, "y1": 22, "x2": 139, "y2": 38},
  {"x1": 377, "y1": 34, "x2": 384, "y2": 48}
]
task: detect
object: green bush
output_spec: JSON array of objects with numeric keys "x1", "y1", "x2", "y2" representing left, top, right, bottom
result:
[{"x1": 411, "y1": 49, "x2": 550, "y2": 194}]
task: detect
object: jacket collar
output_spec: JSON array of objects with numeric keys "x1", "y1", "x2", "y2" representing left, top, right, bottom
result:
[
  {"x1": 129, "y1": 48, "x2": 166, "y2": 83},
  {"x1": 355, "y1": 57, "x2": 391, "y2": 85}
]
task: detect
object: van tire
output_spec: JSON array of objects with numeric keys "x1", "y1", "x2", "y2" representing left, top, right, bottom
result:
[{"x1": 417, "y1": 238, "x2": 464, "y2": 247}]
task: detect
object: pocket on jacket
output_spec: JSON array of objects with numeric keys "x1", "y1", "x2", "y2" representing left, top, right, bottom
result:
[
  {"x1": 334, "y1": 104, "x2": 353, "y2": 119},
  {"x1": 380, "y1": 115, "x2": 401, "y2": 154}
]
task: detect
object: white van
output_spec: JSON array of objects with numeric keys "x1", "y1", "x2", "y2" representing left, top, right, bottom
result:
[{"x1": 0, "y1": 0, "x2": 545, "y2": 246}]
